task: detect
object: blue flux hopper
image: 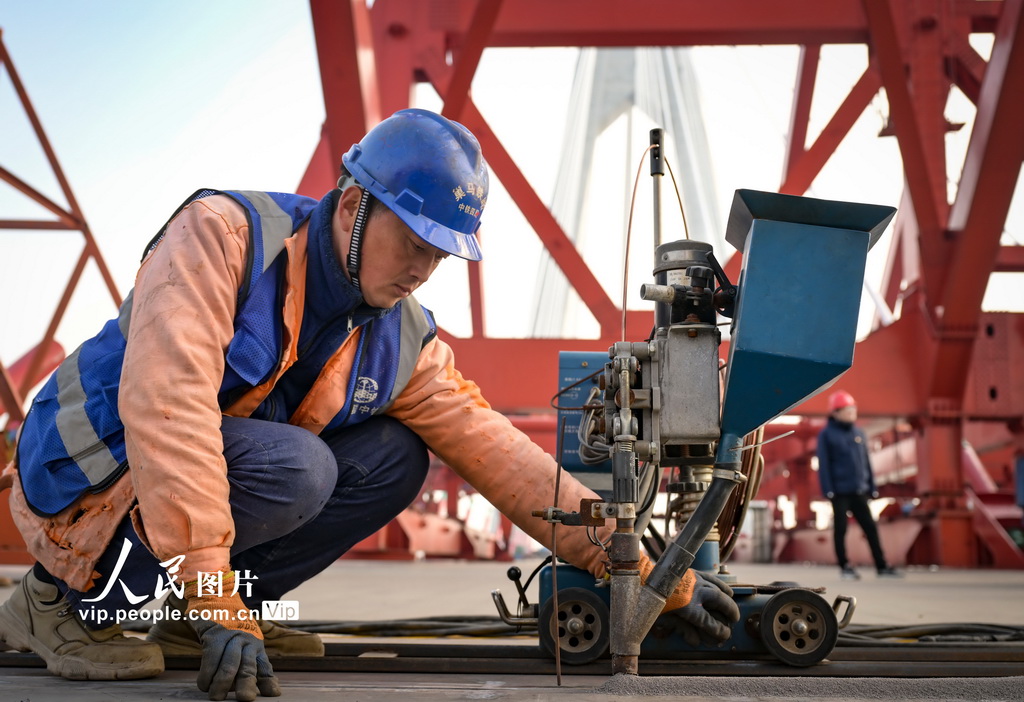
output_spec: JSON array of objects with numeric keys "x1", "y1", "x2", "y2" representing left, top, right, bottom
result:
[{"x1": 719, "y1": 190, "x2": 896, "y2": 439}]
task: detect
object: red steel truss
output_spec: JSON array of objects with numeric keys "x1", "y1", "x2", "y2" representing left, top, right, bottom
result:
[
  {"x1": 0, "y1": 30, "x2": 121, "y2": 433},
  {"x1": 304, "y1": 0, "x2": 1024, "y2": 567}
]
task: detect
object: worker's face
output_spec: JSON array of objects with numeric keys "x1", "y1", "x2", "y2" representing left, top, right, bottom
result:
[
  {"x1": 334, "y1": 186, "x2": 448, "y2": 308},
  {"x1": 834, "y1": 405, "x2": 858, "y2": 423}
]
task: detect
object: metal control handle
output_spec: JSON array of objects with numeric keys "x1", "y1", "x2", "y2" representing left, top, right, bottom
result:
[{"x1": 833, "y1": 594, "x2": 857, "y2": 629}]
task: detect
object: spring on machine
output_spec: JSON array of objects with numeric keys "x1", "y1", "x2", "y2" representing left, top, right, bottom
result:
[{"x1": 665, "y1": 450, "x2": 719, "y2": 544}]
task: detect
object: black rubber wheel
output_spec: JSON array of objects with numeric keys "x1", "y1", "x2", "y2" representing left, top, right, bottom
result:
[
  {"x1": 538, "y1": 587, "x2": 610, "y2": 665},
  {"x1": 759, "y1": 588, "x2": 839, "y2": 667}
]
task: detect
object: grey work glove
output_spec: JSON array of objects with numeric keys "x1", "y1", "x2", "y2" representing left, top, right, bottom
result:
[
  {"x1": 639, "y1": 555, "x2": 741, "y2": 647},
  {"x1": 191, "y1": 619, "x2": 281, "y2": 701},
  {"x1": 668, "y1": 570, "x2": 741, "y2": 647},
  {"x1": 184, "y1": 572, "x2": 281, "y2": 701}
]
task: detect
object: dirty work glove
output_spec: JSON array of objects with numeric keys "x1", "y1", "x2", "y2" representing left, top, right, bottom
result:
[
  {"x1": 184, "y1": 572, "x2": 282, "y2": 701},
  {"x1": 638, "y1": 554, "x2": 741, "y2": 647}
]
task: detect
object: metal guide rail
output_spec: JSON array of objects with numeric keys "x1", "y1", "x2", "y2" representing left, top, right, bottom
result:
[{"x1": 3, "y1": 638, "x2": 1023, "y2": 677}]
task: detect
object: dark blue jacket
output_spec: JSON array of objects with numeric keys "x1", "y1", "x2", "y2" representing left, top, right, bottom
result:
[{"x1": 816, "y1": 416, "x2": 877, "y2": 497}]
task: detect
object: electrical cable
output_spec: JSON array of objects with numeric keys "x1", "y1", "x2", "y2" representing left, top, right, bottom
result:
[
  {"x1": 280, "y1": 617, "x2": 527, "y2": 638},
  {"x1": 838, "y1": 623, "x2": 1024, "y2": 645},
  {"x1": 586, "y1": 525, "x2": 612, "y2": 550},
  {"x1": 549, "y1": 367, "x2": 604, "y2": 411},
  {"x1": 520, "y1": 555, "x2": 553, "y2": 594},
  {"x1": 577, "y1": 386, "x2": 612, "y2": 465},
  {"x1": 136, "y1": 618, "x2": 1018, "y2": 644},
  {"x1": 119, "y1": 618, "x2": 1024, "y2": 646}
]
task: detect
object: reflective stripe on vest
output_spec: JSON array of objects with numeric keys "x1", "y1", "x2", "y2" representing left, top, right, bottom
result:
[
  {"x1": 389, "y1": 298, "x2": 435, "y2": 409},
  {"x1": 16, "y1": 189, "x2": 307, "y2": 516},
  {"x1": 51, "y1": 289, "x2": 135, "y2": 489},
  {"x1": 324, "y1": 297, "x2": 436, "y2": 430},
  {"x1": 220, "y1": 192, "x2": 437, "y2": 430},
  {"x1": 17, "y1": 189, "x2": 436, "y2": 516}
]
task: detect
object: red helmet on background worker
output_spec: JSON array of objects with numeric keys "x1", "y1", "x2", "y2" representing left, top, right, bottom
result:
[{"x1": 828, "y1": 390, "x2": 857, "y2": 412}]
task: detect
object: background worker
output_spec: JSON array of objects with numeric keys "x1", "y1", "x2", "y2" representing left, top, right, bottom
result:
[
  {"x1": 816, "y1": 390, "x2": 901, "y2": 580},
  {"x1": 0, "y1": 109, "x2": 740, "y2": 701}
]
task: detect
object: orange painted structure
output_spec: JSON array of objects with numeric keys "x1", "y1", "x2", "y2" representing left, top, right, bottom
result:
[
  {"x1": 0, "y1": 31, "x2": 121, "y2": 429},
  {"x1": 301, "y1": 0, "x2": 1024, "y2": 567},
  {"x1": 1, "y1": 3, "x2": 1022, "y2": 568},
  {"x1": 0, "y1": 30, "x2": 122, "y2": 561}
]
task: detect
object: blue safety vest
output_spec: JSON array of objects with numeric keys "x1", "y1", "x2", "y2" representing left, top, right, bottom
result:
[{"x1": 16, "y1": 190, "x2": 436, "y2": 516}]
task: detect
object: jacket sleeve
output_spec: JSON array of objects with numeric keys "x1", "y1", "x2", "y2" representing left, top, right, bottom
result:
[
  {"x1": 816, "y1": 430, "x2": 834, "y2": 497},
  {"x1": 119, "y1": 196, "x2": 249, "y2": 580},
  {"x1": 386, "y1": 337, "x2": 613, "y2": 579}
]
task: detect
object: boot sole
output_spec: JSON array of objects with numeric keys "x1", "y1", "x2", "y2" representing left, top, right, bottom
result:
[{"x1": 0, "y1": 603, "x2": 164, "y2": 680}]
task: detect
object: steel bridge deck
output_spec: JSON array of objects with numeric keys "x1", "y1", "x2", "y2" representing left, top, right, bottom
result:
[{"x1": 3, "y1": 639, "x2": 1022, "y2": 678}]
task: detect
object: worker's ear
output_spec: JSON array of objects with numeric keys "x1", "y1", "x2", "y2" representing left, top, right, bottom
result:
[{"x1": 335, "y1": 186, "x2": 364, "y2": 234}]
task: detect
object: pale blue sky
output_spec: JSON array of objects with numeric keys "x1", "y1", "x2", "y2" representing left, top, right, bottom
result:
[
  {"x1": 1, "y1": 3, "x2": 1020, "y2": 402},
  {"x1": 1, "y1": 1, "x2": 324, "y2": 365}
]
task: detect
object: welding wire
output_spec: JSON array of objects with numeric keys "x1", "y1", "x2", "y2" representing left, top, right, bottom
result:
[
  {"x1": 550, "y1": 416, "x2": 567, "y2": 686},
  {"x1": 620, "y1": 144, "x2": 656, "y2": 341},
  {"x1": 664, "y1": 158, "x2": 691, "y2": 241},
  {"x1": 551, "y1": 519, "x2": 560, "y2": 685}
]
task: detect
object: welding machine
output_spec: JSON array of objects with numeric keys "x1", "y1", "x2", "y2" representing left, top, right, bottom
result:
[{"x1": 493, "y1": 177, "x2": 893, "y2": 669}]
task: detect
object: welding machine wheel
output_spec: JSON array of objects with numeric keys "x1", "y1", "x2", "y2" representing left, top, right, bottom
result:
[
  {"x1": 758, "y1": 588, "x2": 839, "y2": 667},
  {"x1": 538, "y1": 588, "x2": 609, "y2": 665}
]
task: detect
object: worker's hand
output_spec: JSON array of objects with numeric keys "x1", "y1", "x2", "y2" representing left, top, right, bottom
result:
[
  {"x1": 668, "y1": 569, "x2": 741, "y2": 647},
  {"x1": 184, "y1": 572, "x2": 281, "y2": 701},
  {"x1": 639, "y1": 554, "x2": 740, "y2": 647}
]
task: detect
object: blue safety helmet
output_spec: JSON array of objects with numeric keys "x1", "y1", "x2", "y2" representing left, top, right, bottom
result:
[{"x1": 342, "y1": 108, "x2": 488, "y2": 261}]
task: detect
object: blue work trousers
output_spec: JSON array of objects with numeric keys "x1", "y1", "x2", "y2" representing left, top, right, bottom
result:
[{"x1": 61, "y1": 415, "x2": 429, "y2": 625}]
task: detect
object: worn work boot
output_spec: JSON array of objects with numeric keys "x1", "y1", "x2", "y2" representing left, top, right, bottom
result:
[
  {"x1": 0, "y1": 569, "x2": 164, "y2": 680},
  {"x1": 147, "y1": 593, "x2": 325, "y2": 657}
]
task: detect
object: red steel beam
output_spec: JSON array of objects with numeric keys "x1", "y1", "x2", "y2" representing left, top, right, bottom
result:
[
  {"x1": 924, "y1": 0, "x2": 1024, "y2": 410},
  {"x1": 877, "y1": 190, "x2": 923, "y2": 313},
  {"x1": 440, "y1": 0, "x2": 503, "y2": 120},
  {"x1": 0, "y1": 365, "x2": 23, "y2": 426},
  {"x1": 944, "y1": 0, "x2": 1024, "y2": 323},
  {"x1": 780, "y1": 61, "x2": 882, "y2": 195},
  {"x1": 995, "y1": 246, "x2": 1024, "y2": 273},
  {"x1": 457, "y1": 106, "x2": 621, "y2": 338},
  {"x1": 421, "y1": 50, "x2": 623, "y2": 337},
  {"x1": 367, "y1": 1, "x2": 418, "y2": 116},
  {"x1": 0, "y1": 164, "x2": 80, "y2": 229},
  {"x1": 301, "y1": 1, "x2": 1022, "y2": 566},
  {"x1": 0, "y1": 220, "x2": 75, "y2": 230},
  {"x1": 947, "y1": 30, "x2": 989, "y2": 104},
  {"x1": 0, "y1": 29, "x2": 121, "y2": 407},
  {"x1": 0, "y1": 341, "x2": 65, "y2": 425},
  {"x1": 427, "y1": 0, "x2": 999, "y2": 48},
  {"x1": 309, "y1": 0, "x2": 381, "y2": 172},
  {"x1": 781, "y1": 44, "x2": 819, "y2": 183},
  {"x1": 862, "y1": 0, "x2": 946, "y2": 255},
  {"x1": 439, "y1": 0, "x2": 504, "y2": 337}
]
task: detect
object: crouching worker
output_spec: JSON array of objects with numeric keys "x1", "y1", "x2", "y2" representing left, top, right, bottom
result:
[{"x1": 0, "y1": 109, "x2": 740, "y2": 700}]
